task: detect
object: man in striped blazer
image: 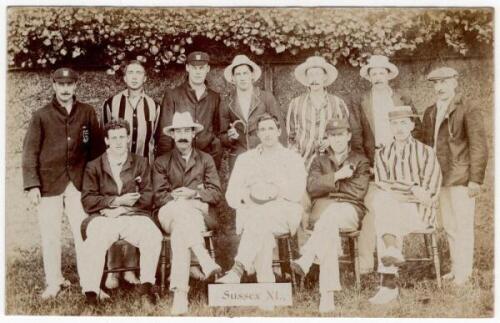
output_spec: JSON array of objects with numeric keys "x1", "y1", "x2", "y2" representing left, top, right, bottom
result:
[
  {"x1": 369, "y1": 106, "x2": 442, "y2": 305},
  {"x1": 101, "y1": 60, "x2": 161, "y2": 289}
]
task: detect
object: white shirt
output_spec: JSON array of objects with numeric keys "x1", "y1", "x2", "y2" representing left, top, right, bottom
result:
[
  {"x1": 237, "y1": 91, "x2": 252, "y2": 121},
  {"x1": 371, "y1": 87, "x2": 395, "y2": 147},
  {"x1": 107, "y1": 153, "x2": 127, "y2": 194}
]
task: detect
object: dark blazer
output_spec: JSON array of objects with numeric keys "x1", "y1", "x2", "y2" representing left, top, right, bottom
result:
[
  {"x1": 420, "y1": 94, "x2": 488, "y2": 186},
  {"x1": 307, "y1": 149, "x2": 371, "y2": 223},
  {"x1": 22, "y1": 96, "x2": 105, "y2": 196},
  {"x1": 220, "y1": 87, "x2": 287, "y2": 156},
  {"x1": 152, "y1": 148, "x2": 222, "y2": 229},
  {"x1": 80, "y1": 152, "x2": 154, "y2": 240},
  {"x1": 352, "y1": 89, "x2": 422, "y2": 165},
  {"x1": 157, "y1": 80, "x2": 221, "y2": 158}
]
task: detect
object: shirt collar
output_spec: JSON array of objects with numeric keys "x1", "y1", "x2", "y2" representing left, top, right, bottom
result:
[
  {"x1": 371, "y1": 85, "x2": 393, "y2": 96},
  {"x1": 123, "y1": 88, "x2": 145, "y2": 99}
]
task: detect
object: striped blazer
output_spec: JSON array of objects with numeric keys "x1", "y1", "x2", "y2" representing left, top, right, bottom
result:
[
  {"x1": 102, "y1": 89, "x2": 161, "y2": 162},
  {"x1": 374, "y1": 137, "x2": 442, "y2": 225}
]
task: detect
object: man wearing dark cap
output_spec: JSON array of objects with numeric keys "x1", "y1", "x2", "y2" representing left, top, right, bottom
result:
[
  {"x1": 290, "y1": 118, "x2": 371, "y2": 313},
  {"x1": 22, "y1": 67, "x2": 105, "y2": 299},
  {"x1": 421, "y1": 67, "x2": 488, "y2": 286},
  {"x1": 156, "y1": 51, "x2": 222, "y2": 168}
]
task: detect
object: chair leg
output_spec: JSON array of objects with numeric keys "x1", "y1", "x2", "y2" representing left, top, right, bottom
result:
[
  {"x1": 431, "y1": 232, "x2": 442, "y2": 289},
  {"x1": 350, "y1": 236, "x2": 361, "y2": 293},
  {"x1": 206, "y1": 236, "x2": 216, "y2": 260},
  {"x1": 423, "y1": 233, "x2": 432, "y2": 259},
  {"x1": 159, "y1": 239, "x2": 168, "y2": 297},
  {"x1": 286, "y1": 237, "x2": 297, "y2": 292}
]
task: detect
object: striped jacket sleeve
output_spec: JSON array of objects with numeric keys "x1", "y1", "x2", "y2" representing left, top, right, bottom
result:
[
  {"x1": 101, "y1": 97, "x2": 113, "y2": 127},
  {"x1": 420, "y1": 144, "x2": 442, "y2": 199}
]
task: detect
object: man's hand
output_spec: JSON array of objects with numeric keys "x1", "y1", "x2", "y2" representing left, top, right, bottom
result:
[
  {"x1": 100, "y1": 206, "x2": 128, "y2": 218},
  {"x1": 27, "y1": 187, "x2": 41, "y2": 206},
  {"x1": 318, "y1": 140, "x2": 329, "y2": 153},
  {"x1": 172, "y1": 187, "x2": 197, "y2": 200},
  {"x1": 468, "y1": 181, "x2": 481, "y2": 198},
  {"x1": 112, "y1": 192, "x2": 141, "y2": 207},
  {"x1": 227, "y1": 127, "x2": 239, "y2": 140},
  {"x1": 335, "y1": 164, "x2": 354, "y2": 181},
  {"x1": 411, "y1": 185, "x2": 433, "y2": 207}
]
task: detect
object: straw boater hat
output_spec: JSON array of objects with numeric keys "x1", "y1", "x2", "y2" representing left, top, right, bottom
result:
[
  {"x1": 360, "y1": 55, "x2": 399, "y2": 81},
  {"x1": 388, "y1": 106, "x2": 418, "y2": 121},
  {"x1": 163, "y1": 112, "x2": 204, "y2": 136},
  {"x1": 224, "y1": 55, "x2": 262, "y2": 84},
  {"x1": 294, "y1": 56, "x2": 338, "y2": 87}
]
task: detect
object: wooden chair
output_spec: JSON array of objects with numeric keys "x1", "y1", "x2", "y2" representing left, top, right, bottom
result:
[
  {"x1": 158, "y1": 231, "x2": 216, "y2": 296},
  {"x1": 272, "y1": 233, "x2": 297, "y2": 291},
  {"x1": 404, "y1": 227, "x2": 442, "y2": 288},
  {"x1": 301, "y1": 228, "x2": 361, "y2": 292}
]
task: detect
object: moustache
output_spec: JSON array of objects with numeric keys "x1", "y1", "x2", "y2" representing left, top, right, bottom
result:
[
  {"x1": 176, "y1": 139, "x2": 189, "y2": 143},
  {"x1": 61, "y1": 92, "x2": 71, "y2": 95},
  {"x1": 309, "y1": 82, "x2": 320, "y2": 86}
]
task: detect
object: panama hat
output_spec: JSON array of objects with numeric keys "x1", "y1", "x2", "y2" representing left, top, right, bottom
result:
[
  {"x1": 294, "y1": 56, "x2": 338, "y2": 87},
  {"x1": 360, "y1": 55, "x2": 399, "y2": 81},
  {"x1": 224, "y1": 55, "x2": 262, "y2": 84},
  {"x1": 163, "y1": 112, "x2": 204, "y2": 136}
]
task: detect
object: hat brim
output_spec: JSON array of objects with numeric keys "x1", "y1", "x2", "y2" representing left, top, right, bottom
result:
[
  {"x1": 360, "y1": 62, "x2": 399, "y2": 81},
  {"x1": 388, "y1": 113, "x2": 418, "y2": 121},
  {"x1": 224, "y1": 61, "x2": 262, "y2": 84},
  {"x1": 187, "y1": 60, "x2": 209, "y2": 66},
  {"x1": 53, "y1": 77, "x2": 78, "y2": 83},
  {"x1": 294, "y1": 61, "x2": 338, "y2": 87},
  {"x1": 163, "y1": 123, "x2": 204, "y2": 136}
]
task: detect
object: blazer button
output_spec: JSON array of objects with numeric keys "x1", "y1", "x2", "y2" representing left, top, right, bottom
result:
[{"x1": 67, "y1": 137, "x2": 71, "y2": 141}]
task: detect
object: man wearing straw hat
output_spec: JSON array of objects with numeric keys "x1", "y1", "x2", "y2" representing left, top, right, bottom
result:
[
  {"x1": 356, "y1": 54, "x2": 423, "y2": 274},
  {"x1": 153, "y1": 111, "x2": 223, "y2": 315},
  {"x1": 368, "y1": 106, "x2": 442, "y2": 304},
  {"x1": 286, "y1": 56, "x2": 369, "y2": 172},
  {"x1": 421, "y1": 67, "x2": 488, "y2": 286},
  {"x1": 220, "y1": 54, "x2": 286, "y2": 173}
]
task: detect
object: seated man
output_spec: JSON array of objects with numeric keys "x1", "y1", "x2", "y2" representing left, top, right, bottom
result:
[
  {"x1": 216, "y1": 113, "x2": 307, "y2": 307},
  {"x1": 80, "y1": 119, "x2": 162, "y2": 306},
  {"x1": 153, "y1": 112, "x2": 222, "y2": 315},
  {"x1": 290, "y1": 118, "x2": 371, "y2": 313},
  {"x1": 369, "y1": 106, "x2": 442, "y2": 304}
]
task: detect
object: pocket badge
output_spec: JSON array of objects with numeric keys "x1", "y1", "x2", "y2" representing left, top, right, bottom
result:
[{"x1": 82, "y1": 125, "x2": 90, "y2": 144}]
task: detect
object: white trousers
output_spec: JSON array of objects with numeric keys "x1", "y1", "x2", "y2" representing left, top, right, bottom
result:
[
  {"x1": 358, "y1": 182, "x2": 379, "y2": 272},
  {"x1": 439, "y1": 185, "x2": 476, "y2": 282},
  {"x1": 80, "y1": 216, "x2": 162, "y2": 293},
  {"x1": 235, "y1": 200, "x2": 302, "y2": 283},
  {"x1": 300, "y1": 202, "x2": 358, "y2": 293},
  {"x1": 158, "y1": 199, "x2": 215, "y2": 293},
  {"x1": 37, "y1": 182, "x2": 86, "y2": 288},
  {"x1": 371, "y1": 188, "x2": 428, "y2": 274}
]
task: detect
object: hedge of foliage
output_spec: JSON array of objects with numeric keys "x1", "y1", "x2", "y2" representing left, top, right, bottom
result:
[{"x1": 8, "y1": 7, "x2": 493, "y2": 74}]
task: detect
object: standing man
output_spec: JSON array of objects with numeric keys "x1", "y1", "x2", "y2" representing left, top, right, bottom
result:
[
  {"x1": 291, "y1": 118, "x2": 371, "y2": 313},
  {"x1": 220, "y1": 55, "x2": 287, "y2": 172},
  {"x1": 216, "y1": 113, "x2": 306, "y2": 312},
  {"x1": 286, "y1": 56, "x2": 370, "y2": 171},
  {"x1": 101, "y1": 60, "x2": 161, "y2": 288},
  {"x1": 369, "y1": 106, "x2": 442, "y2": 304},
  {"x1": 153, "y1": 112, "x2": 223, "y2": 315},
  {"x1": 421, "y1": 67, "x2": 488, "y2": 285},
  {"x1": 22, "y1": 67, "x2": 104, "y2": 299},
  {"x1": 80, "y1": 119, "x2": 162, "y2": 306},
  {"x1": 156, "y1": 51, "x2": 222, "y2": 168},
  {"x1": 355, "y1": 54, "x2": 423, "y2": 274}
]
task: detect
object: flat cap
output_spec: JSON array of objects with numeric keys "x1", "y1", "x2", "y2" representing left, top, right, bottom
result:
[
  {"x1": 52, "y1": 67, "x2": 78, "y2": 82},
  {"x1": 388, "y1": 106, "x2": 418, "y2": 121},
  {"x1": 325, "y1": 118, "x2": 350, "y2": 133},
  {"x1": 187, "y1": 51, "x2": 210, "y2": 66},
  {"x1": 426, "y1": 67, "x2": 458, "y2": 81}
]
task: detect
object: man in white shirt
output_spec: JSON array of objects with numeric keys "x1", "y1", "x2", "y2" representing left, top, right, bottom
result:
[{"x1": 216, "y1": 113, "x2": 307, "y2": 310}]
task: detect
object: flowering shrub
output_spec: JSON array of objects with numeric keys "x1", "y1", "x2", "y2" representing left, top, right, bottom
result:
[{"x1": 7, "y1": 7, "x2": 492, "y2": 73}]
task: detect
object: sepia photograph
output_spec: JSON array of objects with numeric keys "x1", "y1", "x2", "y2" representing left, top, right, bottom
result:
[{"x1": 3, "y1": 2, "x2": 495, "y2": 319}]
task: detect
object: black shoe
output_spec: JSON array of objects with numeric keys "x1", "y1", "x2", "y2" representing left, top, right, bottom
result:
[{"x1": 85, "y1": 291, "x2": 98, "y2": 306}]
